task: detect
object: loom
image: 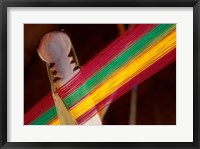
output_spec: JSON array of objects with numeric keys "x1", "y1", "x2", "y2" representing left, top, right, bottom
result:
[{"x1": 24, "y1": 24, "x2": 176, "y2": 125}]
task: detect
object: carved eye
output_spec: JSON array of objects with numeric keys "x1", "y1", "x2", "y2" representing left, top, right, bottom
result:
[
  {"x1": 49, "y1": 63, "x2": 55, "y2": 68},
  {"x1": 73, "y1": 66, "x2": 80, "y2": 71},
  {"x1": 53, "y1": 77, "x2": 62, "y2": 83},
  {"x1": 52, "y1": 70, "x2": 57, "y2": 75},
  {"x1": 70, "y1": 58, "x2": 76, "y2": 64}
]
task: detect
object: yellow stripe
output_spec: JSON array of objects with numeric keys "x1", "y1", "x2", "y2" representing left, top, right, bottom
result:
[{"x1": 49, "y1": 117, "x2": 60, "y2": 125}]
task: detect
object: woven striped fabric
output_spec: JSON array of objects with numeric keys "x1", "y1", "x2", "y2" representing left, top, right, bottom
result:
[{"x1": 25, "y1": 24, "x2": 176, "y2": 125}]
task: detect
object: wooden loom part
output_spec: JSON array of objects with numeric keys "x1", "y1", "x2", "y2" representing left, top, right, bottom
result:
[{"x1": 37, "y1": 31, "x2": 102, "y2": 125}]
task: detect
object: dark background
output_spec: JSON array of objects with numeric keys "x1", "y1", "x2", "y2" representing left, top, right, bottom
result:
[{"x1": 24, "y1": 24, "x2": 176, "y2": 125}]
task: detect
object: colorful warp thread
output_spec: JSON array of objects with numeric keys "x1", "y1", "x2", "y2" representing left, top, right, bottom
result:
[{"x1": 25, "y1": 24, "x2": 176, "y2": 125}]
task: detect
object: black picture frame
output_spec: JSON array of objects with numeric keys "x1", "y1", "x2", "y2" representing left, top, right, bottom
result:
[{"x1": 0, "y1": 0, "x2": 199, "y2": 148}]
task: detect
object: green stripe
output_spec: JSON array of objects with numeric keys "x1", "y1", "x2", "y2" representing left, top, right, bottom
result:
[
  {"x1": 31, "y1": 24, "x2": 175, "y2": 125},
  {"x1": 31, "y1": 107, "x2": 57, "y2": 125}
]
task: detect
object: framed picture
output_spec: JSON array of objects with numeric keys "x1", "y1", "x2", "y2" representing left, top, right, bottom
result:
[{"x1": 0, "y1": 0, "x2": 199, "y2": 148}]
